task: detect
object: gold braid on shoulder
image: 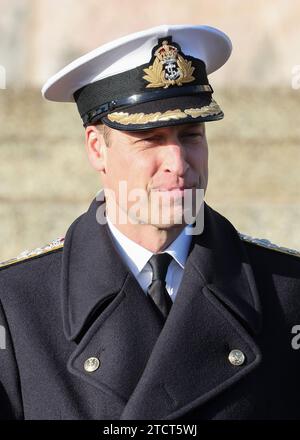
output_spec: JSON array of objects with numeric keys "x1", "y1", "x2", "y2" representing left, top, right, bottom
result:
[
  {"x1": 0, "y1": 237, "x2": 65, "y2": 269},
  {"x1": 239, "y1": 233, "x2": 300, "y2": 258}
]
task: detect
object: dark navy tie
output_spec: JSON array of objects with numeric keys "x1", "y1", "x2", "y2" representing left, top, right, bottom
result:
[{"x1": 147, "y1": 253, "x2": 173, "y2": 319}]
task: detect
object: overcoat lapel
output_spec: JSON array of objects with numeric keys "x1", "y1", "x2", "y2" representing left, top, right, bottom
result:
[
  {"x1": 61, "y1": 198, "x2": 165, "y2": 405},
  {"x1": 61, "y1": 198, "x2": 263, "y2": 419},
  {"x1": 121, "y1": 205, "x2": 263, "y2": 419}
]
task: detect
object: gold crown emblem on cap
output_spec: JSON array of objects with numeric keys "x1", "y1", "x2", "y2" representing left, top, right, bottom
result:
[
  {"x1": 155, "y1": 41, "x2": 179, "y2": 63},
  {"x1": 143, "y1": 39, "x2": 195, "y2": 89}
]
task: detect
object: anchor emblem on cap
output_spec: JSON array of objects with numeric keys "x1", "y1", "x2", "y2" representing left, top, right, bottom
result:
[{"x1": 143, "y1": 38, "x2": 195, "y2": 88}]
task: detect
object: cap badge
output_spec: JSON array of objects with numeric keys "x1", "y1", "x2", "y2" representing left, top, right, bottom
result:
[{"x1": 143, "y1": 39, "x2": 195, "y2": 89}]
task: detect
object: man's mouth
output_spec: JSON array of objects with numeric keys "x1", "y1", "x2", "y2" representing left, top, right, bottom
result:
[
  {"x1": 151, "y1": 187, "x2": 197, "y2": 200},
  {"x1": 152, "y1": 186, "x2": 196, "y2": 192}
]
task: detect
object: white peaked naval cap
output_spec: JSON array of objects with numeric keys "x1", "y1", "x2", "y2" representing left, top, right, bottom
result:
[{"x1": 42, "y1": 24, "x2": 232, "y2": 131}]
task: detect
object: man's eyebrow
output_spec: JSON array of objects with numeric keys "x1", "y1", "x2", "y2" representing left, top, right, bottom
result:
[
  {"x1": 131, "y1": 129, "x2": 158, "y2": 135},
  {"x1": 129, "y1": 130, "x2": 160, "y2": 140},
  {"x1": 129, "y1": 123, "x2": 205, "y2": 141},
  {"x1": 181, "y1": 123, "x2": 204, "y2": 129},
  {"x1": 178, "y1": 125, "x2": 204, "y2": 133}
]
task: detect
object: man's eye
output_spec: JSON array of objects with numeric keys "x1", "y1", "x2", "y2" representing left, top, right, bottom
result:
[
  {"x1": 183, "y1": 133, "x2": 202, "y2": 138},
  {"x1": 141, "y1": 136, "x2": 160, "y2": 143}
]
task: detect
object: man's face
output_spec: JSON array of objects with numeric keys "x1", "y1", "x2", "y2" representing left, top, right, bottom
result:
[{"x1": 98, "y1": 122, "x2": 208, "y2": 228}]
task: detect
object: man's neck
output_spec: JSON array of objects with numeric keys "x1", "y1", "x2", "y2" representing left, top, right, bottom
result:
[{"x1": 106, "y1": 215, "x2": 186, "y2": 253}]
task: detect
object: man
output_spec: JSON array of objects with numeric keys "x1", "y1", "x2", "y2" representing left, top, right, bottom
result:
[{"x1": 1, "y1": 24, "x2": 300, "y2": 420}]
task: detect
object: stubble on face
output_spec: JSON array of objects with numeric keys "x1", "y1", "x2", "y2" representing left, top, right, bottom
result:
[{"x1": 98, "y1": 122, "x2": 208, "y2": 232}]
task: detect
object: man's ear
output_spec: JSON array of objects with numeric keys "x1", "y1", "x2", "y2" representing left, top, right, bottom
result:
[{"x1": 85, "y1": 125, "x2": 107, "y2": 172}]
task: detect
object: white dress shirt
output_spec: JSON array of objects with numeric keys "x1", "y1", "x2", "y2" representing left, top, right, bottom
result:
[{"x1": 106, "y1": 218, "x2": 192, "y2": 303}]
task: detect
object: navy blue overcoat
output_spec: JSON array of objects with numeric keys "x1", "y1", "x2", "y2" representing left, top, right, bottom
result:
[{"x1": 1, "y1": 199, "x2": 300, "y2": 419}]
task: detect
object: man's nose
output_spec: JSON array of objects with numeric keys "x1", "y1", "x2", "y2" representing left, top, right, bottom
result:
[{"x1": 162, "y1": 139, "x2": 189, "y2": 176}]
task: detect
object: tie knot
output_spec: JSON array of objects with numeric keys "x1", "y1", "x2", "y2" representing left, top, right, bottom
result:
[{"x1": 148, "y1": 253, "x2": 173, "y2": 282}]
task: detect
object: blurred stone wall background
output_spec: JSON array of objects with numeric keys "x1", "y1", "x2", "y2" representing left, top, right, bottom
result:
[{"x1": 0, "y1": 0, "x2": 300, "y2": 261}]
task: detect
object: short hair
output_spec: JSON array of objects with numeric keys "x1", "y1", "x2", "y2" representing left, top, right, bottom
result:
[{"x1": 96, "y1": 123, "x2": 111, "y2": 147}]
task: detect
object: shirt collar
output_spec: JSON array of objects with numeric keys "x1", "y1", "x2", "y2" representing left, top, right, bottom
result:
[
  {"x1": 106, "y1": 217, "x2": 192, "y2": 277},
  {"x1": 165, "y1": 224, "x2": 193, "y2": 269}
]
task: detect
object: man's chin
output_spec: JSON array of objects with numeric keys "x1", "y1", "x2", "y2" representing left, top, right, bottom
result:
[
  {"x1": 128, "y1": 209, "x2": 188, "y2": 229},
  {"x1": 151, "y1": 221, "x2": 187, "y2": 232}
]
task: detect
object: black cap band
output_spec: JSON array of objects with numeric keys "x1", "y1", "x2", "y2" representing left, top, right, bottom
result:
[
  {"x1": 81, "y1": 84, "x2": 213, "y2": 126},
  {"x1": 73, "y1": 55, "x2": 210, "y2": 126}
]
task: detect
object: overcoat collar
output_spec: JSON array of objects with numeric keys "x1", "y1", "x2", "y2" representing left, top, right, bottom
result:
[
  {"x1": 61, "y1": 197, "x2": 263, "y2": 419},
  {"x1": 61, "y1": 197, "x2": 262, "y2": 341},
  {"x1": 61, "y1": 198, "x2": 131, "y2": 342}
]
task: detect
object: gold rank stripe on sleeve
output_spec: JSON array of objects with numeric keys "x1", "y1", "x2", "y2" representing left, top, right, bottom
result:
[
  {"x1": 239, "y1": 233, "x2": 300, "y2": 258},
  {"x1": 0, "y1": 237, "x2": 65, "y2": 269}
]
